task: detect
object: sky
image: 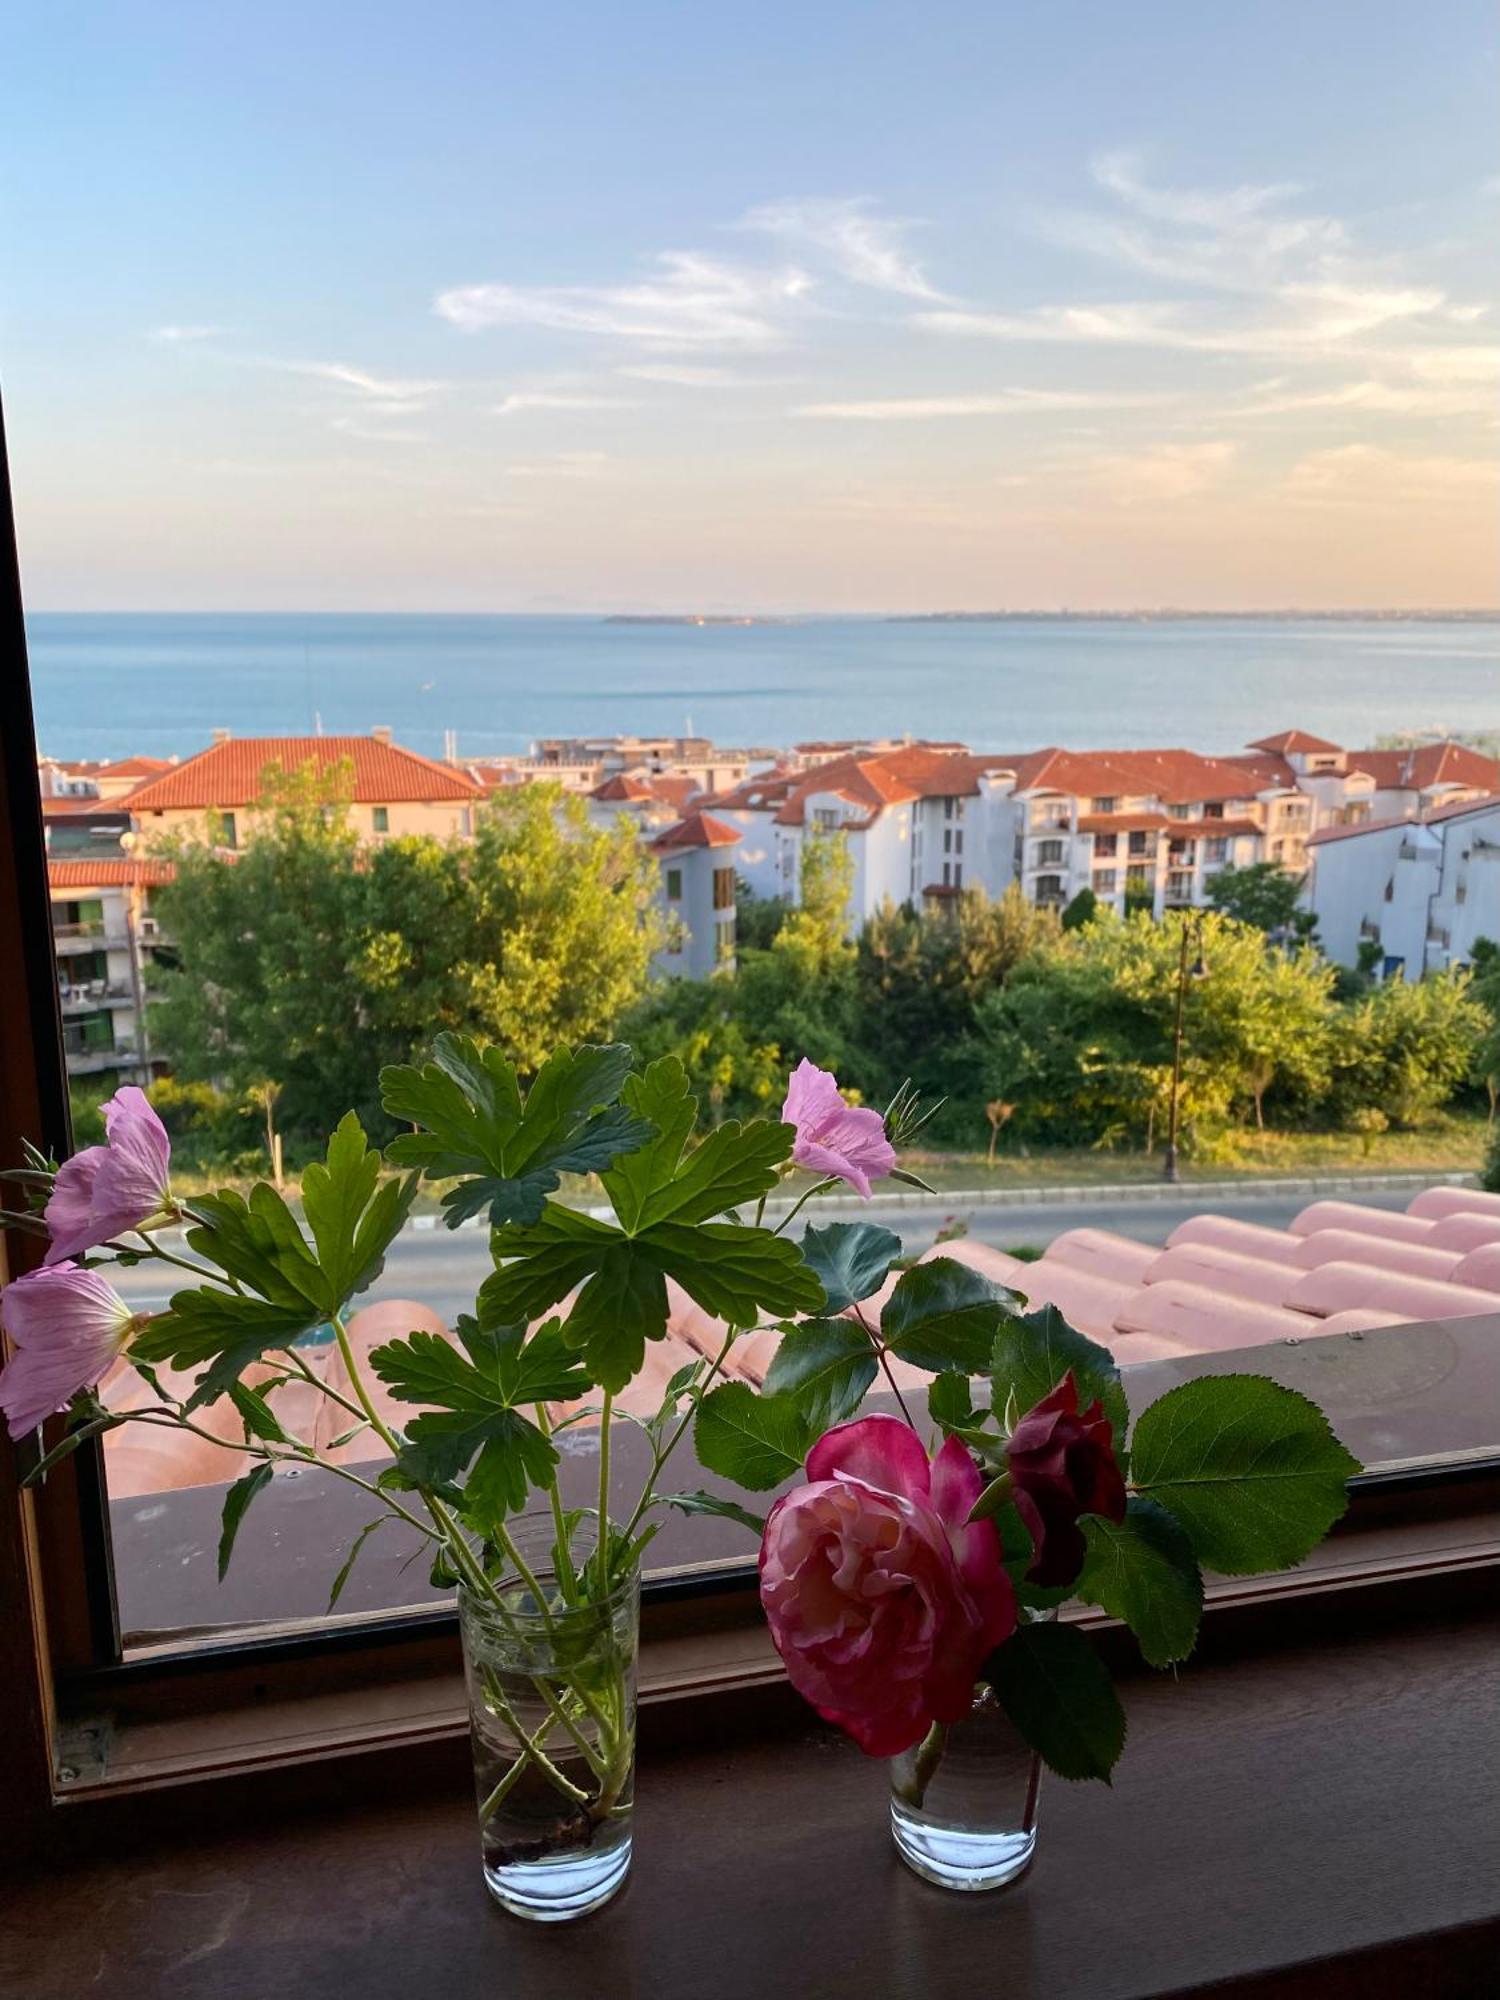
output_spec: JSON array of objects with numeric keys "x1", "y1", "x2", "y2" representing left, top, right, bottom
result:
[{"x1": 3, "y1": 1, "x2": 1497, "y2": 613}]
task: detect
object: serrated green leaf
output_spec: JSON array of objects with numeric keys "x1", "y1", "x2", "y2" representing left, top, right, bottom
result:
[
  {"x1": 487, "y1": 1200, "x2": 826, "y2": 1391},
  {"x1": 986, "y1": 1619, "x2": 1126, "y2": 1783},
  {"x1": 301, "y1": 1112, "x2": 383, "y2": 1301},
  {"x1": 991, "y1": 1303, "x2": 1128, "y2": 1445},
  {"x1": 662, "y1": 1490, "x2": 767, "y2": 1536},
  {"x1": 1128, "y1": 1375, "x2": 1359, "y2": 1576},
  {"x1": 1076, "y1": 1498, "x2": 1204, "y2": 1667},
  {"x1": 183, "y1": 1187, "x2": 325, "y2": 1314},
  {"x1": 799, "y1": 1220, "x2": 902, "y2": 1315},
  {"x1": 380, "y1": 1036, "x2": 650, "y2": 1228},
  {"x1": 459, "y1": 1418, "x2": 560, "y2": 1529},
  {"x1": 761, "y1": 1319, "x2": 878, "y2": 1431},
  {"x1": 217, "y1": 1462, "x2": 275, "y2": 1580},
  {"x1": 229, "y1": 1381, "x2": 290, "y2": 1445},
  {"x1": 328, "y1": 1516, "x2": 389, "y2": 1610},
  {"x1": 881, "y1": 1257, "x2": 1012, "y2": 1374},
  {"x1": 694, "y1": 1382, "x2": 813, "y2": 1492},
  {"x1": 132, "y1": 1289, "x2": 321, "y2": 1408},
  {"x1": 601, "y1": 1057, "x2": 793, "y2": 1234}
]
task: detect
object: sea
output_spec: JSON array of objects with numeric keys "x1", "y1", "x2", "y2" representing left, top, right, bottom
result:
[{"x1": 21, "y1": 613, "x2": 1500, "y2": 764}]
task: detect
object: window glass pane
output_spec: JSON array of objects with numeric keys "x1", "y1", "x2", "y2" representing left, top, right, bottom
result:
[{"x1": 6, "y1": 4, "x2": 1497, "y2": 1661}]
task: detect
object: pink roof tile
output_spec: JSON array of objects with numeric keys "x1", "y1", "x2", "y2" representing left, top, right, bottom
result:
[
  {"x1": 1042, "y1": 1229, "x2": 1159, "y2": 1285},
  {"x1": 1165, "y1": 1214, "x2": 1306, "y2": 1266},
  {"x1": 1290, "y1": 1229, "x2": 1461, "y2": 1281},
  {"x1": 1283, "y1": 1263, "x2": 1500, "y2": 1321},
  {"x1": 1406, "y1": 1185, "x2": 1500, "y2": 1222},
  {"x1": 1289, "y1": 1200, "x2": 1437, "y2": 1244},
  {"x1": 1141, "y1": 1243, "x2": 1300, "y2": 1309},
  {"x1": 1426, "y1": 1211, "x2": 1500, "y2": 1252},
  {"x1": 1114, "y1": 1281, "x2": 1314, "y2": 1349}
]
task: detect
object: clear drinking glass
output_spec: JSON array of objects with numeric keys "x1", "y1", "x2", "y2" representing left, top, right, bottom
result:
[
  {"x1": 457, "y1": 1517, "x2": 639, "y2": 1922},
  {"x1": 889, "y1": 1683, "x2": 1042, "y2": 1891}
]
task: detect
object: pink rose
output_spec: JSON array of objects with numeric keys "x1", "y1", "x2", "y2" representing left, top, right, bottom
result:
[
  {"x1": 0, "y1": 1263, "x2": 138, "y2": 1440},
  {"x1": 781, "y1": 1059, "x2": 896, "y2": 1199},
  {"x1": 1007, "y1": 1371, "x2": 1127, "y2": 1587},
  {"x1": 44, "y1": 1086, "x2": 173, "y2": 1264},
  {"x1": 759, "y1": 1414, "x2": 1016, "y2": 1756}
]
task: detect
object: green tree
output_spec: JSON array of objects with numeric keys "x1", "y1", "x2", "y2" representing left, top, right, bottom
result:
[
  {"x1": 1206, "y1": 860, "x2": 1316, "y2": 940},
  {"x1": 734, "y1": 883, "x2": 788, "y2": 950},
  {"x1": 616, "y1": 977, "x2": 784, "y2": 1122},
  {"x1": 1329, "y1": 969, "x2": 1486, "y2": 1127},
  {"x1": 149, "y1": 775, "x2": 661, "y2": 1136},
  {"x1": 1061, "y1": 887, "x2": 1098, "y2": 931}
]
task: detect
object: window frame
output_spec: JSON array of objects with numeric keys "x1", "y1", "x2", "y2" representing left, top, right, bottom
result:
[{"x1": 2, "y1": 390, "x2": 1498, "y2": 1873}]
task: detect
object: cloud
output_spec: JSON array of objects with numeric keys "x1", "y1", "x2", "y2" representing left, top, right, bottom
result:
[
  {"x1": 1231, "y1": 377, "x2": 1497, "y2": 419},
  {"x1": 505, "y1": 450, "x2": 615, "y2": 480},
  {"x1": 435, "y1": 252, "x2": 813, "y2": 349},
  {"x1": 794, "y1": 388, "x2": 1172, "y2": 420},
  {"x1": 149, "y1": 324, "x2": 226, "y2": 343},
  {"x1": 328, "y1": 416, "x2": 430, "y2": 444},
  {"x1": 738, "y1": 197, "x2": 947, "y2": 300},
  {"x1": 493, "y1": 392, "x2": 638, "y2": 415},
  {"x1": 1281, "y1": 444, "x2": 1497, "y2": 506},
  {"x1": 1084, "y1": 439, "x2": 1239, "y2": 502},
  {"x1": 618, "y1": 362, "x2": 764, "y2": 387},
  {"x1": 272, "y1": 359, "x2": 446, "y2": 412}
]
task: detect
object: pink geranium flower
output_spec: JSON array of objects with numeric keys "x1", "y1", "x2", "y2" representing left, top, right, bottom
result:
[
  {"x1": 0, "y1": 1263, "x2": 136, "y2": 1440},
  {"x1": 781, "y1": 1059, "x2": 896, "y2": 1199},
  {"x1": 44, "y1": 1086, "x2": 173, "y2": 1264},
  {"x1": 759, "y1": 1414, "x2": 1016, "y2": 1756}
]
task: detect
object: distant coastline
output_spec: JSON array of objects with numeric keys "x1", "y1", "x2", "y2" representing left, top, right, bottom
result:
[
  {"x1": 886, "y1": 608, "x2": 1500, "y2": 625},
  {"x1": 602, "y1": 614, "x2": 795, "y2": 627}
]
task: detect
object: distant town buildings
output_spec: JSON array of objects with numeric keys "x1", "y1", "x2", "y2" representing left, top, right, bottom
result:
[{"x1": 35, "y1": 718, "x2": 1500, "y2": 1087}]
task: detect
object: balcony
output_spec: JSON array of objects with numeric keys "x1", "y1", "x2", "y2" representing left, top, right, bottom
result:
[
  {"x1": 58, "y1": 982, "x2": 134, "y2": 1014},
  {"x1": 53, "y1": 925, "x2": 129, "y2": 953}
]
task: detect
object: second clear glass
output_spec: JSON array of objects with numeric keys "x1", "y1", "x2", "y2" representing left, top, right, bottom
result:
[{"x1": 889, "y1": 1682, "x2": 1042, "y2": 1891}]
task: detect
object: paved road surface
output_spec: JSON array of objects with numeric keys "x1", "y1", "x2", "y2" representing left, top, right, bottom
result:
[{"x1": 109, "y1": 1184, "x2": 1419, "y2": 1326}]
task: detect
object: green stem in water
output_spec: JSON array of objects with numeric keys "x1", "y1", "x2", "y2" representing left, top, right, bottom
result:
[
  {"x1": 594, "y1": 1391, "x2": 614, "y2": 1596},
  {"x1": 894, "y1": 1720, "x2": 949, "y2": 1810}
]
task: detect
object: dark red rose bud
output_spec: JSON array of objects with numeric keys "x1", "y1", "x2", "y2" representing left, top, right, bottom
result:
[{"x1": 1005, "y1": 1371, "x2": 1126, "y2": 1588}]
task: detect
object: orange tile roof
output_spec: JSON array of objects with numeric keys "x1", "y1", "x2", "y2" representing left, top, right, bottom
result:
[
  {"x1": 650, "y1": 810, "x2": 742, "y2": 852},
  {"x1": 98, "y1": 755, "x2": 175, "y2": 780},
  {"x1": 1349, "y1": 743, "x2": 1500, "y2": 794},
  {"x1": 1247, "y1": 729, "x2": 1344, "y2": 754},
  {"x1": 1013, "y1": 747, "x2": 1263, "y2": 807},
  {"x1": 645, "y1": 774, "x2": 703, "y2": 811},
  {"x1": 703, "y1": 772, "x2": 800, "y2": 811},
  {"x1": 121, "y1": 735, "x2": 482, "y2": 810},
  {"x1": 48, "y1": 857, "x2": 177, "y2": 889},
  {"x1": 590, "y1": 773, "x2": 656, "y2": 802},
  {"x1": 1306, "y1": 814, "x2": 1417, "y2": 848},
  {"x1": 41, "y1": 796, "x2": 130, "y2": 818}
]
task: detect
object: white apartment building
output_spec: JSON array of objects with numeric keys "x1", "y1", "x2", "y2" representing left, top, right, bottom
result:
[
  {"x1": 1309, "y1": 795, "x2": 1500, "y2": 975},
  {"x1": 48, "y1": 858, "x2": 175, "y2": 1084},
  {"x1": 650, "y1": 813, "x2": 741, "y2": 979}
]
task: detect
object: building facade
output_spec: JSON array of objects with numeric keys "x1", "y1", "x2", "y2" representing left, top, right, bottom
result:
[
  {"x1": 48, "y1": 858, "x2": 175, "y2": 1084},
  {"x1": 1308, "y1": 795, "x2": 1500, "y2": 974},
  {"x1": 649, "y1": 812, "x2": 741, "y2": 979}
]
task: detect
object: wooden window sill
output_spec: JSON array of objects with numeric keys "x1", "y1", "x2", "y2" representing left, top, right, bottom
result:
[{"x1": 8, "y1": 1602, "x2": 1498, "y2": 1999}]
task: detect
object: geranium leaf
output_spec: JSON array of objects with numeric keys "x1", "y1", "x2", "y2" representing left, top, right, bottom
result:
[
  {"x1": 1128, "y1": 1375, "x2": 1359, "y2": 1575},
  {"x1": 327, "y1": 1516, "x2": 389, "y2": 1610},
  {"x1": 986, "y1": 1618, "x2": 1126, "y2": 1783},
  {"x1": 881, "y1": 1257, "x2": 1012, "y2": 1374},
  {"x1": 381, "y1": 1036, "x2": 651, "y2": 1228},
  {"x1": 761, "y1": 1319, "x2": 878, "y2": 1431},
  {"x1": 1076, "y1": 1498, "x2": 1204, "y2": 1668},
  {"x1": 694, "y1": 1382, "x2": 813, "y2": 1492},
  {"x1": 217, "y1": 1462, "x2": 275, "y2": 1580},
  {"x1": 799, "y1": 1220, "x2": 902, "y2": 1315},
  {"x1": 990, "y1": 1304, "x2": 1128, "y2": 1445},
  {"x1": 601, "y1": 1057, "x2": 793, "y2": 1234}
]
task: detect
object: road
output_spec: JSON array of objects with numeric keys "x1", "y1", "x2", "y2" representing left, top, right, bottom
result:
[{"x1": 108, "y1": 1183, "x2": 1420, "y2": 1325}]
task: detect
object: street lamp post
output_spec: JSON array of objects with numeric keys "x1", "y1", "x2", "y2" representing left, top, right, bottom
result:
[{"x1": 1163, "y1": 917, "x2": 1206, "y2": 1184}]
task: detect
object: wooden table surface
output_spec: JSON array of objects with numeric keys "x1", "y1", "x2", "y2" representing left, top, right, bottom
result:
[{"x1": 5, "y1": 1608, "x2": 1497, "y2": 2000}]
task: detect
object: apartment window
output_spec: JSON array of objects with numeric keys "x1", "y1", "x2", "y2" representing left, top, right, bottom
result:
[
  {"x1": 1095, "y1": 869, "x2": 1117, "y2": 894},
  {"x1": 941, "y1": 861, "x2": 951, "y2": 886},
  {"x1": 1166, "y1": 870, "x2": 1193, "y2": 900},
  {"x1": 372, "y1": 806, "x2": 389, "y2": 834},
  {"x1": 954, "y1": 830, "x2": 963, "y2": 854},
  {"x1": 665, "y1": 867, "x2": 682, "y2": 901},
  {"x1": 1090, "y1": 796, "x2": 1118, "y2": 814},
  {"x1": 1034, "y1": 874, "x2": 1063, "y2": 902},
  {"x1": 1128, "y1": 831, "x2": 1150, "y2": 857},
  {"x1": 943, "y1": 798, "x2": 954, "y2": 820},
  {"x1": 1204, "y1": 837, "x2": 1228, "y2": 864},
  {"x1": 813, "y1": 807, "x2": 839, "y2": 831},
  {"x1": 712, "y1": 866, "x2": 736, "y2": 910},
  {"x1": 1093, "y1": 833, "x2": 1118, "y2": 859},
  {"x1": 1126, "y1": 862, "x2": 1151, "y2": 885},
  {"x1": 953, "y1": 863, "x2": 962, "y2": 888},
  {"x1": 1167, "y1": 803, "x2": 1192, "y2": 820},
  {"x1": 1037, "y1": 838, "x2": 1064, "y2": 866},
  {"x1": 217, "y1": 811, "x2": 237, "y2": 849},
  {"x1": 714, "y1": 918, "x2": 737, "y2": 961},
  {"x1": 943, "y1": 829, "x2": 953, "y2": 854},
  {"x1": 1203, "y1": 802, "x2": 1225, "y2": 820}
]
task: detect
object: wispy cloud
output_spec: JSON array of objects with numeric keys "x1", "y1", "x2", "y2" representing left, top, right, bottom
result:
[
  {"x1": 794, "y1": 388, "x2": 1172, "y2": 421},
  {"x1": 738, "y1": 197, "x2": 947, "y2": 301},
  {"x1": 1281, "y1": 444, "x2": 1497, "y2": 507},
  {"x1": 506, "y1": 450, "x2": 615, "y2": 480},
  {"x1": 617, "y1": 362, "x2": 767, "y2": 387},
  {"x1": 1083, "y1": 439, "x2": 1239, "y2": 502},
  {"x1": 493, "y1": 391, "x2": 638, "y2": 415},
  {"x1": 272, "y1": 359, "x2": 446, "y2": 410},
  {"x1": 435, "y1": 253, "x2": 813, "y2": 349},
  {"x1": 149, "y1": 324, "x2": 227, "y2": 343},
  {"x1": 329, "y1": 415, "x2": 431, "y2": 444}
]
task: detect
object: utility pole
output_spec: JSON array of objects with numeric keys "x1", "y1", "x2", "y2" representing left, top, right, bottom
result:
[{"x1": 1163, "y1": 917, "x2": 1205, "y2": 1184}]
